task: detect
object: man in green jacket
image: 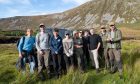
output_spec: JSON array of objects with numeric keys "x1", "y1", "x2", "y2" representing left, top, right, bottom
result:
[
  {"x1": 107, "y1": 22, "x2": 123, "y2": 79},
  {"x1": 100, "y1": 26, "x2": 109, "y2": 70}
]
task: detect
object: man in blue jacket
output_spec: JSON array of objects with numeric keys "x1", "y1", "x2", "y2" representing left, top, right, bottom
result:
[
  {"x1": 50, "y1": 28, "x2": 63, "y2": 78},
  {"x1": 18, "y1": 28, "x2": 35, "y2": 74}
]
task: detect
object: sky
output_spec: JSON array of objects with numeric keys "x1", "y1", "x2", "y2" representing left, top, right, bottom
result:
[{"x1": 0, "y1": 0, "x2": 90, "y2": 18}]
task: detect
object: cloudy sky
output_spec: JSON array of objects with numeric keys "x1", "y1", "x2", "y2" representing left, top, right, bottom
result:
[{"x1": 0, "y1": 0, "x2": 90, "y2": 18}]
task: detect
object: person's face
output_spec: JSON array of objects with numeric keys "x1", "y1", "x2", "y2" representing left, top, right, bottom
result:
[
  {"x1": 84, "y1": 31, "x2": 89, "y2": 36},
  {"x1": 101, "y1": 29, "x2": 105, "y2": 33},
  {"x1": 53, "y1": 31, "x2": 58, "y2": 37},
  {"x1": 110, "y1": 25, "x2": 115, "y2": 30},
  {"x1": 65, "y1": 34, "x2": 70, "y2": 38},
  {"x1": 26, "y1": 29, "x2": 33, "y2": 36},
  {"x1": 79, "y1": 32, "x2": 82, "y2": 37},
  {"x1": 74, "y1": 33, "x2": 78, "y2": 37},
  {"x1": 90, "y1": 29, "x2": 94, "y2": 35},
  {"x1": 40, "y1": 26, "x2": 45, "y2": 32}
]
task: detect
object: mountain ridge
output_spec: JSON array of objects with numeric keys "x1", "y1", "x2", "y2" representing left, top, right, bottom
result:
[{"x1": 0, "y1": 0, "x2": 140, "y2": 30}]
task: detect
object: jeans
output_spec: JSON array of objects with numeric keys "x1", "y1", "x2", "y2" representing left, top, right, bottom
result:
[
  {"x1": 20, "y1": 50, "x2": 35, "y2": 74},
  {"x1": 64, "y1": 54, "x2": 74, "y2": 71},
  {"x1": 52, "y1": 53, "x2": 62, "y2": 76}
]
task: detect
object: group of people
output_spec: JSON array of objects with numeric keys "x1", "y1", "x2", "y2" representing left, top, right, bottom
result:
[{"x1": 17, "y1": 22, "x2": 123, "y2": 81}]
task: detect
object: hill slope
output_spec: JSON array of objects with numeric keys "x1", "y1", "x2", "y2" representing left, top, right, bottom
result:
[{"x1": 0, "y1": 0, "x2": 140, "y2": 30}]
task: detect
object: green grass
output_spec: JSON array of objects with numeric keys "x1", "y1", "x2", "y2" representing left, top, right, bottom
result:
[{"x1": 0, "y1": 40, "x2": 140, "y2": 84}]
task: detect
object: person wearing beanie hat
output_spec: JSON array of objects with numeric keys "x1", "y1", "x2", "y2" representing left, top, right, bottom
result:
[{"x1": 63, "y1": 31, "x2": 74, "y2": 72}]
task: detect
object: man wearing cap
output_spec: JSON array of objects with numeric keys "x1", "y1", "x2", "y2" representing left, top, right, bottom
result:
[
  {"x1": 107, "y1": 22, "x2": 123, "y2": 79},
  {"x1": 99, "y1": 26, "x2": 110, "y2": 70},
  {"x1": 50, "y1": 28, "x2": 63, "y2": 78},
  {"x1": 36, "y1": 23, "x2": 51, "y2": 80}
]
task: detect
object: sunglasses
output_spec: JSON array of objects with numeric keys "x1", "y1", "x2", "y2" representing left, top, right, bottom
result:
[{"x1": 110, "y1": 25, "x2": 115, "y2": 26}]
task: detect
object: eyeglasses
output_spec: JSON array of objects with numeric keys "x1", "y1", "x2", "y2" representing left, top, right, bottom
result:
[{"x1": 66, "y1": 34, "x2": 69, "y2": 35}]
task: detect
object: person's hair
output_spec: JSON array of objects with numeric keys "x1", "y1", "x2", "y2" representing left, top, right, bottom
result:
[
  {"x1": 84, "y1": 30, "x2": 90, "y2": 36},
  {"x1": 26, "y1": 28, "x2": 33, "y2": 35},
  {"x1": 79, "y1": 30, "x2": 83, "y2": 36},
  {"x1": 53, "y1": 28, "x2": 59, "y2": 32},
  {"x1": 90, "y1": 28, "x2": 95, "y2": 30},
  {"x1": 73, "y1": 32, "x2": 78, "y2": 39}
]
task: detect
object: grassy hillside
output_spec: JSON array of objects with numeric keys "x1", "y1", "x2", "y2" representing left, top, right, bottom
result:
[
  {"x1": 119, "y1": 27, "x2": 140, "y2": 40},
  {"x1": 117, "y1": 22, "x2": 140, "y2": 40},
  {"x1": 0, "y1": 40, "x2": 140, "y2": 84}
]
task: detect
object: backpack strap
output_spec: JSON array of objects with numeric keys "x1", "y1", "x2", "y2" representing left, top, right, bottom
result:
[{"x1": 22, "y1": 36, "x2": 25, "y2": 47}]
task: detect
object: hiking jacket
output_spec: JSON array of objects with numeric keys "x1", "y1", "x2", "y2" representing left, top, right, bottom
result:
[
  {"x1": 36, "y1": 32, "x2": 50, "y2": 51},
  {"x1": 100, "y1": 32, "x2": 108, "y2": 49},
  {"x1": 18, "y1": 36, "x2": 35, "y2": 53},
  {"x1": 50, "y1": 35, "x2": 63, "y2": 54},
  {"x1": 107, "y1": 28, "x2": 122, "y2": 49},
  {"x1": 62, "y1": 38, "x2": 74, "y2": 57}
]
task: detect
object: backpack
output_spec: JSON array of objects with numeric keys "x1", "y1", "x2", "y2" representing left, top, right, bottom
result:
[
  {"x1": 17, "y1": 36, "x2": 25, "y2": 48},
  {"x1": 16, "y1": 36, "x2": 25, "y2": 71}
]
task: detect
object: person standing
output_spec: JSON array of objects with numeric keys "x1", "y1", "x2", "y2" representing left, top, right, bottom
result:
[
  {"x1": 100, "y1": 26, "x2": 110, "y2": 70},
  {"x1": 83, "y1": 30, "x2": 90, "y2": 66},
  {"x1": 107, "y1": 22, "x2": 123, "y2": 79},
  {"x1": 18, "y1": 28, "x2": 35, "y2": 74},
  {"x1": 73, "y1": 31, "x2": 85, "y2": 73},
  {"x1": 62, "y1": 31, "x2": 74, "y2": 72},
  {"x1": 50, "y1": 28, "x2": 63, "y2": 78},
  {"x1": 72, "y1": 30, "x2": 78, "y2": 68},
  {"x1": 89, "y1": 28, "x2": 101, "y2": 73},
  {"x1": 36, "y1": 23, "x2": 50, "y2": 80}
]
